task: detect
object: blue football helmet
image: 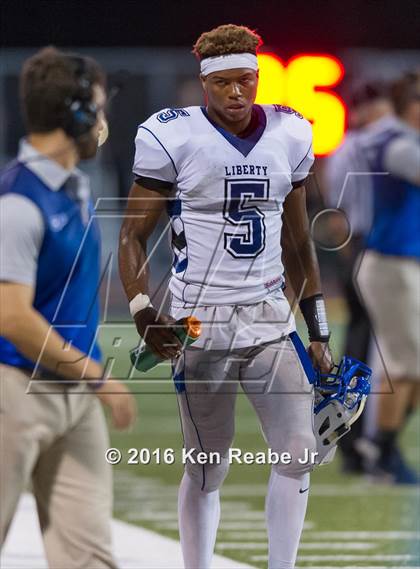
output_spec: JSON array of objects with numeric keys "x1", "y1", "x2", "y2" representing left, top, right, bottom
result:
[{"x1": 313, "y1": 356, "x2": 372, "y2": 464}]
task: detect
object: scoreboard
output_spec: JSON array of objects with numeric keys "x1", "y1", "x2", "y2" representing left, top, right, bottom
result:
[{"x1": 256, "y1": 53, "x2": 346, "y2": 155}]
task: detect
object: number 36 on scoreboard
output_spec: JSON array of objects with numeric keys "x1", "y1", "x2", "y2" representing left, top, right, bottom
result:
[{"x1": 256, "y1": 53, "x2": 346, "y2": 156}]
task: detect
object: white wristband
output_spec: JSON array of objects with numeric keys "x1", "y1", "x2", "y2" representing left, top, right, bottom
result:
[{"x1": 129, "y1": 293, "x2": 152, "y2": 318}]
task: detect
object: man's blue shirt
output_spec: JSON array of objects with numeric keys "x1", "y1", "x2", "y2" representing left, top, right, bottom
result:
[
  {"x1": 0, "y1": 141, "x2": 102, "y2": 370},
  {"x1": 360, "y1": 117, "x2": 420, "y2": 259}
]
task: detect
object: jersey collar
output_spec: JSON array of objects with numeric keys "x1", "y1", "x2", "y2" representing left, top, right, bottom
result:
[
  {"x1": 200, "y1": 105, "x2": 267, "y2": 158},
  {"x1": 18, "y1": 139, "x2": 80, "y2": 191}
]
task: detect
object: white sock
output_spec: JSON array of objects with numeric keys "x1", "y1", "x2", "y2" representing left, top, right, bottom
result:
[
  {"x1": 266, "y1": 469, "x2": 310, "y2": 569},
  {"x1": 178, "y1": 471, "x2": 220, "y2": 568}
]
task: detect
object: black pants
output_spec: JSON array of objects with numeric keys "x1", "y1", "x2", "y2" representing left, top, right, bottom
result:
[{"x1": 337, "y1": 237, "x2": 371, "y2": 463}]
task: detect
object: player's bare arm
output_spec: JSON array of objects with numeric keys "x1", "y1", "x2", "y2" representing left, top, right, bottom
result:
[
  {"x1": 118, "y1": 182, "x2": 182, "y2": 359},
  {"x1": 0, "y1": 281, "x2": 106, "y2": 381},
  {"x1": 0, "y1": 282, "x2": 136, "y2": 429},
  {"x1": 281, "y1": 183, "x2": 334, "y2": 373}
]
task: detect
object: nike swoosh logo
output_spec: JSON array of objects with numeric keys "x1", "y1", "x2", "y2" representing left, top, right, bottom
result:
[{"x1": 299, "y1": 487, "x2": 309, "y2": 494}]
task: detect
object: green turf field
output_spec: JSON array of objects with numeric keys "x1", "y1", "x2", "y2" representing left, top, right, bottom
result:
[{"x1": 101, "y1": 312, "x2": 420, "y2": 568}]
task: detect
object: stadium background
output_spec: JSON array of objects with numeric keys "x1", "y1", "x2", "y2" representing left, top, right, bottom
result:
[{"x1": 1, "y1": 1, "x2": 419, "y2": 567}]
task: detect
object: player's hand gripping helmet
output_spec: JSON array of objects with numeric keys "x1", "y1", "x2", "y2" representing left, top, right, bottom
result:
[{"x1": 314, "y1": 357, "x2": 371, "y2": 465}]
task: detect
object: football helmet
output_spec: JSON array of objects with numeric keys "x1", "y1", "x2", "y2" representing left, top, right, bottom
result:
[{"x1": 314, "y1": 357, "x2": 371, "y2": 465}]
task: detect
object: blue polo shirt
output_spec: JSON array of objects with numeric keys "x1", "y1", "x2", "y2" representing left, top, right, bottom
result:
[
  {"x1": 359, "y1": 116, "x2": 420, "y2": 259},
  {"x1": 0, "y1": 140, "x2": 102, "y2": 370}
]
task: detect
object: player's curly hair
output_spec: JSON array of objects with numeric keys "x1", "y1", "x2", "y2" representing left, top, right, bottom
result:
[{"x1": 193, "y1": 24, "x2": 263, "y2": 60}]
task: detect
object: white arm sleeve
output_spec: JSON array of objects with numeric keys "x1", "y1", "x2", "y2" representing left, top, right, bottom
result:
[
  {"x1": 292, "y1": 143, "x2": 315, "y2": 184},
  {"x1": 133, "y1": 126, "x2": 177, "y2": 185},
  {"x1": 0, "y1": 194, "x2": 44, "y2": 286},
  {"x1": 289, "y1": 118, "x2": 315, "y2": 184},
  {"x1": 383, "y1": 136, "x2": 420, "y2": 186}
]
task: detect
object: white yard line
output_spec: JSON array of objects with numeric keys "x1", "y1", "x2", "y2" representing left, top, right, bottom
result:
[
  {"x1": 300, "y1": 554, "x2": 416, "y2": 562},
  {"x1": 221, "y1": 483, "x2": 419, "y2": 497},
  {"x1": 303, "y1": 530, "x2": 420, "y2": 540},
  {"x1": 156, "y1": 520, "x2": 314, "y2": 531},
  {"x1": 1, "y1": 494, "x2": 255, "y2": 569},
  {"x1": 218, "y1": 521, "x2": 269, "y2": 530},
  {"x1": 192, "y1": 524, "x2": 317, "y2": 538},
  {"x1": 128, "y1": 511, "x2": 270, "y2": 522},
  {"x1": 157, "y1": 520, "x2": 268, "y2": 530},
  {"x1": 221, "y1": 530, "x2": 390, "y2": 540},
  {"x1": 217, "y1": 542, "x2": 266, "y2": 550},
  {"x1": 125, "y1": 510, "x2": 178, "y2": 521},
  {"x1": 299, "y1": 543, "x2": 377, "y2": 550},
  {"x1": 218, "y1": 541, "x2": 378, "y2": 551},
  {"x1": 252, "y1": 553, "x2": 419, "y2": 562}
]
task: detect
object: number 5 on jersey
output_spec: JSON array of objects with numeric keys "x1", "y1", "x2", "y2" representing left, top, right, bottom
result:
[{"x1": 223, "y1": 179, "x2": 270, "y2": 258}]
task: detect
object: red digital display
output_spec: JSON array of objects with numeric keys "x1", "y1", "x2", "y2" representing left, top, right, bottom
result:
[{"x1": 256, "y1": 53, "x2": 346, "y2": 155}]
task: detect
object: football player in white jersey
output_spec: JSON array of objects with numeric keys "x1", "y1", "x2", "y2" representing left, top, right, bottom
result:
[{"x1": 119, "y1": 24, "x2": 333, "y2": 569}]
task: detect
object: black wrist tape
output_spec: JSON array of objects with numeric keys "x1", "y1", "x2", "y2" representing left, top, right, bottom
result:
[{"x1": 299, "y1": 294, "x2": 330, "y2": 342}]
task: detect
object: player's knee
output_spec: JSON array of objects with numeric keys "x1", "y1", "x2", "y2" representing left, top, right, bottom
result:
[
  {"x1": 273, "y1": 432, "x2": 317, "y2": 477},
  {"x1": 203, "y1": 458, "x2": 230, "y2": 492},
  {"x1": 186, "y1": 456, "x2": 230, "y2": 493}
]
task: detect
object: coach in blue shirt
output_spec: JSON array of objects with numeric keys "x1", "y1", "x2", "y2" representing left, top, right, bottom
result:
[
  {"x1": 357, "y1": 72, "x2": 420, "y2": 484},
  {"x1": 324, "y1": 83, "x2": 393, "y2": 474},
  {"x1": 0, "y1": 47, "x2": 136, "y2": 566}
]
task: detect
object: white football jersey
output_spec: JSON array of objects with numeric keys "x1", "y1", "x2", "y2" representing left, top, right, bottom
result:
[{"x1": 133, "y1": 104, "x2": 314, "y2": 311}]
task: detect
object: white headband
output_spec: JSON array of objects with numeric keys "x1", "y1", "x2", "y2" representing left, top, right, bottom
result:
[{"x1": 200, "y1": 53, "x2": 258, "y2": 76}]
